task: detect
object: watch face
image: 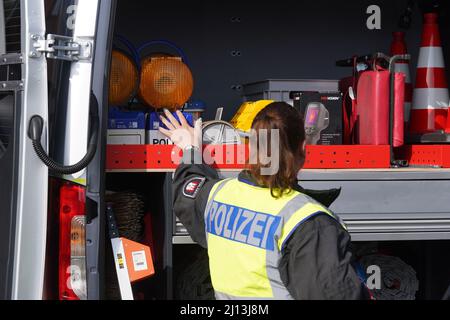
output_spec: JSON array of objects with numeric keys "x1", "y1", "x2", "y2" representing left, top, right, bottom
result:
[{"x1": 203, "y1": 123, "x2": 241, "y2": 145}]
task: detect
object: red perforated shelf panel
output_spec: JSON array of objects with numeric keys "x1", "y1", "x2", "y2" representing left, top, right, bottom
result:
[
  {"x1": 397, "y1": 145, "x2": 450, "y2": 168},
  {"x1": 106, "y1": 144, "x2": 392, "y2": 171},
  {"x1": 107, "y1": 145, "x2": 450, "y2": 171},
  {"x1": 303, "y1": 145, "x2": 391, "y2": 169}
]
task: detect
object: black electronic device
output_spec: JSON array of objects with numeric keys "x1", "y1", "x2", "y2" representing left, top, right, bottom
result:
[{"x1": 291, "y1": 91, "x2": 343, "y2": 145}]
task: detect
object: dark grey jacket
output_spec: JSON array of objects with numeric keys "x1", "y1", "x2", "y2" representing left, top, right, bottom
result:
[{"x1": 173, "y1": 161, "x2": 370, "y2": 300}]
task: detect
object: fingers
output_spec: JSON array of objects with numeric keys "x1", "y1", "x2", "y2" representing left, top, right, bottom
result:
[
  {"x1": 159, "y1": 110, "x2": 197, "y2": 148},
  {"x1": 158, "y1": 126, "x2": 172, "y2": 138},
  {"x1": 160, "y1": 114, "x2": 176, "y2": 130},
  {"x1": 163, "y1": 109, "x2": 181, "y2": 128},
  {"x1": 176, "y1": 110, "x2": 190, "y2": 127}
]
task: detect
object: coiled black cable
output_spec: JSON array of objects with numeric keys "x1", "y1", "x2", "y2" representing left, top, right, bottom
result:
[{"x1": 28, "y1": 94, "x2": 99, "y2": 175}]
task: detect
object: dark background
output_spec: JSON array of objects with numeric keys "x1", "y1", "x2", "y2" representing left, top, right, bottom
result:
[{"x1": 115, "y1": 0, "x2": 450, "y2": 121}]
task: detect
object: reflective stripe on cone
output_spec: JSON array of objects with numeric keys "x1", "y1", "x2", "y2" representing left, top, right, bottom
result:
[
  {"x1": 412, "y1": 88, "x2": 450, "y2": 109},
  {"x1": 417, "y1": 47, "x2": 445, "y2": 68}
]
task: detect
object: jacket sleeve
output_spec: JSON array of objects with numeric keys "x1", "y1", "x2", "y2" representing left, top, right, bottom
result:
[
  {"x1": 279, "y1": 214, "x2": 370, "y2": 300},
  {"x1": 172, "y1": 151, "x2": 222, "y2": 248}
]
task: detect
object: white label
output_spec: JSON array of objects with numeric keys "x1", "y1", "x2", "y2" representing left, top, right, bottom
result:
[
  {"x1": 147, "y1": 130, "x2": 174, "y2": 145},
  {"x1": 107, "y1": 129, "x2": 145, "y2": 145},
  {"x1": 132, "y1": 251, "x2": 148, "y2": 272}
]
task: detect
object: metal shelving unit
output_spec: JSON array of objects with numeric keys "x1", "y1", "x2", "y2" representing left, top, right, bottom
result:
[
  {"x1": 106, "y1": 146, "x2": 450, "y2": 299},
  {"x1": 298, "y1": 169, "x2": 450, "y2": 241},
  {"x1": 108, "y1": 167, "x2": 450, "y2": 243},
  {"x1": 167, "y1": 168, "x2": 450, "y2": 244}
]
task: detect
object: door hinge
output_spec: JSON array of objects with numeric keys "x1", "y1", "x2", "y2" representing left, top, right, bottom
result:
[{"x1": 29, "y1": 34, "x2": 93, "y2": 62}]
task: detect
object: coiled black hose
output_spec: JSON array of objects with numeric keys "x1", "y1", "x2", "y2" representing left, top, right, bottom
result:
[{"x1": 28, "y1": 94, "x2": 99, "y2": 175}]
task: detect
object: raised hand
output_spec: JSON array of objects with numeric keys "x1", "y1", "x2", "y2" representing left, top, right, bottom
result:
[{"x1": 158, "y1": 109, "x2": 202, "y2": 150}]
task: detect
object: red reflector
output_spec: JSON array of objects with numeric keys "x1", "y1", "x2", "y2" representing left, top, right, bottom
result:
[{"x1": 59, "y1": 183, "x2": 86, "y2": 300}]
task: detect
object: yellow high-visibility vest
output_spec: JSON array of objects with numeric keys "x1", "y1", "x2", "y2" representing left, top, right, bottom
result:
[{"x1": 204, "y1": 178, "x2": 346, "y2": 300}]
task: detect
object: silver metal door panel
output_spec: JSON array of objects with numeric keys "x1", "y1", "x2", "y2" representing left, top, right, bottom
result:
[
  {"x1": 12, "y1": 0, "x2": 48, "y2": 300},
  {"x1": 62, "y1": 0, "x2": 99, "y2": 184},
  {"x1": 0, "y1": 1, "x2": 6, "y2": 54}
]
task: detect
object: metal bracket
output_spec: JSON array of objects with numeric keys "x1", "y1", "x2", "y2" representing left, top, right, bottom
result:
[
  {"x1": 0, "y1": 81, "x2": 24, "y2": 91},
  {"x1": 29, "y1": 34, "x2": 93, "y2": 62},
  {"x1": 0, "y1": 53, "x2": 24, "y2": 66}
]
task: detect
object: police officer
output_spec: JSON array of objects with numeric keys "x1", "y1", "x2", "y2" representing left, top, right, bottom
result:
[{"x1": 159, "y1": 103, "x2": 370, "y2": 300}]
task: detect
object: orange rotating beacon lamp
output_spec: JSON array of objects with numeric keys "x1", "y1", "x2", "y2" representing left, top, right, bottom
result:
[
  {"x1": 109, "y1": 50, "x2": 139, "y2": 106},
  {"x1": 137, "y1": 40, "x2": 194, "y2": 110}
]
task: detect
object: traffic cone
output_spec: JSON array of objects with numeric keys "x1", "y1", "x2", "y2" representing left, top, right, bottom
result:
[
  {"x1": 410, "y1": 13, "x2": 449, "y2": 135},
  {"x1": 391, "y1": 32, "x2": 413, "y2": 127}
]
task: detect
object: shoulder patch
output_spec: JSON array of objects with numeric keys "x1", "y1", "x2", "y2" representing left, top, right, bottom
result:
[{"x1": 183, "y1": 177, "x2": 206, "y2": 199}]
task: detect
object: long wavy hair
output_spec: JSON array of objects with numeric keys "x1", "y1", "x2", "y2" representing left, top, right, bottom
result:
[{"x1": 248, "y1": 102, "x2": 306, "y2": 198}]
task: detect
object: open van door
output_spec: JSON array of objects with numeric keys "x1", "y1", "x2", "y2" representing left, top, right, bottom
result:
[
  {"x1": 39, "y1": 0, "x2": 115, "y2": 300},
  {"x1": 0, "y1": 0, "x2": 49, "y2": 300},
  {"x1": 0, "y1": 0, "x2": 113, "y2": 300}
]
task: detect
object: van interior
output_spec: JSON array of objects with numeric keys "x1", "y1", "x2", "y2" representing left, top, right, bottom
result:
[{"x1": 94, "y1": 0, "x2": 450, "y2": 300}]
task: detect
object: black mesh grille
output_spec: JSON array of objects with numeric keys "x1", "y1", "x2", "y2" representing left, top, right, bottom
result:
[{"x1": 3, "y1": 0, "x2": 21, "y2": 53}]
